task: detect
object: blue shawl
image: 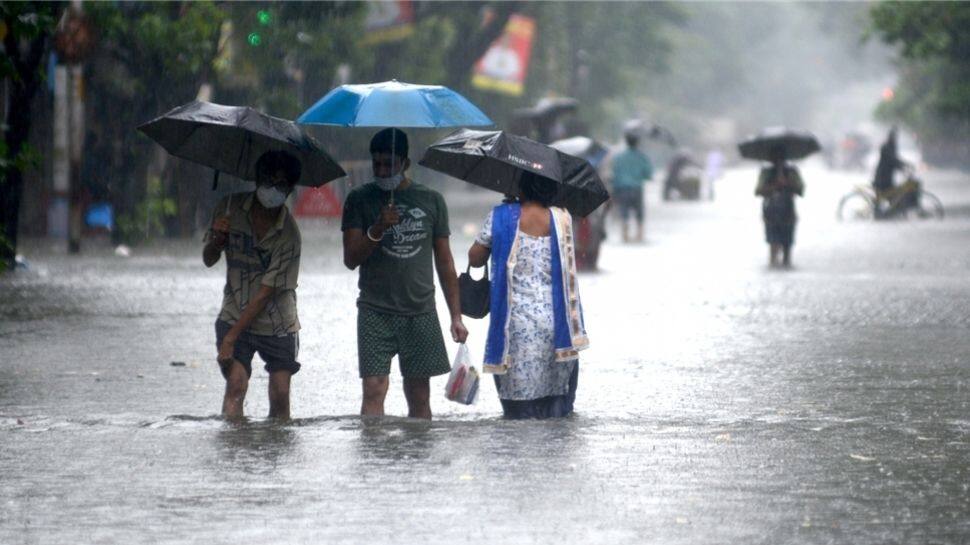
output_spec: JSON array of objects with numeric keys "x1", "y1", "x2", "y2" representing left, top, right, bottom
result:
[{"x1": 483, "y1": 203, "x2": 589, "y2": 374}]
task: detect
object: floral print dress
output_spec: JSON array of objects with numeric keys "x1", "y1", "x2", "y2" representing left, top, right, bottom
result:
[{"x1": 477, "y1": 211, "x2": 577, "y2": 401}]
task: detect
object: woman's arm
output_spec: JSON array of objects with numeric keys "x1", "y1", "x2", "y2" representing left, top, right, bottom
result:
[{"x1": 468, "y1": 242, "x2": 490, "y2": 268}]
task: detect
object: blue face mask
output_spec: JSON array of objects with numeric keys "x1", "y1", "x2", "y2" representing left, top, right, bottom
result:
[{"x1": 256, "y1": 185, "x2": 287, "y2": 208}]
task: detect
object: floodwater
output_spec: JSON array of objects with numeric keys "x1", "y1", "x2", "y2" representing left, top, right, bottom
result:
[{"x1": 2, "y1": 164, "x2": 969, "y2": 544}]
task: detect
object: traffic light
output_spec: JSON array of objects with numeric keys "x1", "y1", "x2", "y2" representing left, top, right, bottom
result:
[{"x1": 248, "y1": 9, "x2": 271, "y2": 47}]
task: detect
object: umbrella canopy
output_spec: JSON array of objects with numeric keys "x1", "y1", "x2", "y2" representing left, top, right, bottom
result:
[
  {"x1": 549, "y1": 136, "x2": 609, "y2": 168},
  {"x1": 738, "y1": 127, "x2": 821, "y2": 161},
  {"x1": 419, "y1": 129, "x2": 609, "y2": 217},
  {"x1": 623, "y1": 118, "x2": 678, "y2": 147},
  {"x1": 138, "y1": 101, "x2": 346, "y2": 187},
  {"x1": 296, "y1": 80, "x2": 493, "y2": 128}
]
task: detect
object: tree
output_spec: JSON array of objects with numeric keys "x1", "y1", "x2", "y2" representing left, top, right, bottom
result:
[
  {"x1": 85, "y1": 1, "x2": 227, "y2": 242},
  {"x1": 0, "y1": 2, "x2": 59, "y2": 271},
  {"x1": 870, "y1": 1, "x2": 970, "y2": 166}
]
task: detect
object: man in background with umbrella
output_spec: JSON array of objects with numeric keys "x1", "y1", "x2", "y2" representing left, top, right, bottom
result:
[
  {"x1": 342, "y1": 128, "x2": 468, "y2": 420},
  {"x1": 204, "y1": 151, "x2": 304, "y2": 420},
  {"x1": 739, "y1": 127, "x2": 817, "y2": 268},
  {"x1": 755, "y1": 148, "x2": 804, "y2": 268}
]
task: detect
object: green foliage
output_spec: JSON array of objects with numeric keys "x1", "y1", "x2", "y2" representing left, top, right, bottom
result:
[
  {"x1": 218, "y1": 3, "x2": 366, "y2": 118},
  {"x1": 115, "y1": 175, "x2": 177, "y2": 243},
  {"x1": 0, "y1": 2, "x2": 58, "y2": 82},
  {"x1": 0, "y1": 142, "x2": 42, "y2": 185},
  {"x1": 1, "y1": 3, "x2": 57, "y2": 183},
  {"x1": 870, "y1": 2, "x2": 970, "y2": 164},
  {"x1": 870, "y1": 2, "x2": 970, "y2": 61},
  {"x1": 87, "y1": 2, "x2": 226, "y2": 101},
  {"x1": 0, "y1": 232, "x2": 11, "y2": 272}
]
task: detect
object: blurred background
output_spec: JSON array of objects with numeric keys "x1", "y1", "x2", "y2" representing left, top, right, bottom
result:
[{"x1": 2, "y1": 1, "x2": 967, "y2": 260}]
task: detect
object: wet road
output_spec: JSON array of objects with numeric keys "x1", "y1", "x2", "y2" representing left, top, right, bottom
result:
[{"x1": 2, "y1": 164, "x2": 969, "y2": 544}]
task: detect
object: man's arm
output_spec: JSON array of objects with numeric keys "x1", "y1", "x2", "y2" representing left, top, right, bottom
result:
[
  {"x1": 343, "y1": 204, "x2": 399, "y2": 270},
  {"x1": 433, "y1": 237, "x2": 468, "y2": 343},
  {"x1": 203, "y1": 216, "x2": 230, "y2": 267},
  {"x1": 343, "y1": 228, "x2": 382, "y2": 270},
  {"x1": 217, "y1": 284, "x2": 275, "y2": 365}
]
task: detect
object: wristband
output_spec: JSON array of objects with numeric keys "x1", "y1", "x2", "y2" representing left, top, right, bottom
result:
[{"x1": 366, "y1": 226, "x2": 384, "y2": 242}]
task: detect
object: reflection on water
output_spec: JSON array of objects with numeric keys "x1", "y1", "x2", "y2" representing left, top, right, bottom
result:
[
  {"x1": 2, "y1": 167, "x2": 970, "y2": 544},
  {"x1": 355, "y1": 417, "x2": 438, "y2": 464},
  {"x1": 214, "y1": 419, "x2": 299, "y2": 475}
]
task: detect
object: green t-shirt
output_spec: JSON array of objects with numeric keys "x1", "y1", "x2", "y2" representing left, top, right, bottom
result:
[
  {"x1": 341, "y1": 181, "x2": 450, "y2": 315},
  {"x1": 611, "y1": 148, "x2": 653, "y2": 190}
]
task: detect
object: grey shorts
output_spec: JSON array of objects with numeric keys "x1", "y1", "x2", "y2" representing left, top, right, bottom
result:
[
  {"x1": 215, "y1": 320, "x2": 301, "y2": 378},
  {"x1": 614, "y1": 187, "x2": 644, "y2": 222}
]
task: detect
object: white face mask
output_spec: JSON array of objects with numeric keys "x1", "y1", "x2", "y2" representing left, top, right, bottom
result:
[
  {"x1": 256, "y1": 185, "x2": 287, "y2": 209},
  {"x1": 374, "y1": 173, "x2": 404, "y2": 191}
]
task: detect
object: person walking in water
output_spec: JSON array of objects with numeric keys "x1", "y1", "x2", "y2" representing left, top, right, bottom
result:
[
  {"x1": 610, "y1": 131, "x2": 654, "y2": 242},
  {"x1": 342, "y1": 128, "x2": 468, "y2": 420},
  {"x1": 204, "y1": 151, "x2": 304, "y2": 420},
  {"x1": 755, "y1": 149, "x2": 804, "y2": 268},
  {"x1": 467, "y1": 172, "x2": 589, "y2": 419}
]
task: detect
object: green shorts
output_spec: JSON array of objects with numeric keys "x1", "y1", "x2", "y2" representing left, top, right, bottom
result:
[{"x1": 357, "y1": 307, "x2": 451, "y2": 379}]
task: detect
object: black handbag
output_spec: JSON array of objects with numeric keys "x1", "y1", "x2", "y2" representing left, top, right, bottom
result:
[{"x1": 458, "y1": 263, "x2": 490, "y2": 319}]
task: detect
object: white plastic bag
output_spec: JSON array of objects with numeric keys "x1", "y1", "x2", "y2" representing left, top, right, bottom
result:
[{"x1": 444, "y1": 344, "x2": 480, "y2": 405}]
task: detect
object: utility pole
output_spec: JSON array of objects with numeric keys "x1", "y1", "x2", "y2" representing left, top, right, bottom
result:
[{"x1": 52, "y1": 1, "x2": 92, "y2": 254}]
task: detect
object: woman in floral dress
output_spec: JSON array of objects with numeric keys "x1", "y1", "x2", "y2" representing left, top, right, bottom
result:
[{"x1": 467, "y1": 173, "x2": 589, "y2": 418}]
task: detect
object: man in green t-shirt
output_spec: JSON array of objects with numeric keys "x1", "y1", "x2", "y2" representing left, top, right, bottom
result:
[{"x1": 342, "y1": 128, "x2": 468, "y2": 419}]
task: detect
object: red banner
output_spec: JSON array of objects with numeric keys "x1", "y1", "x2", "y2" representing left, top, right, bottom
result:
[{"x1": 294, "y1": 185, "x2": 342, "y2": 218}]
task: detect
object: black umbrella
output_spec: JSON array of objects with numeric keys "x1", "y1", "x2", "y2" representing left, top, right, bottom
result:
[
  {"x1": 738, "y1": 127, "x2": 821, "y2": 161},
  {"x1": 138, "y1": 100, "x2": 346, "y2": 187},
  {"x1": 419, "y1": 129, "x2": 609, "y2": 217}
]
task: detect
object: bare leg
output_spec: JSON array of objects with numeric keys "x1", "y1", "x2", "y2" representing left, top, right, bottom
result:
[
  {"x1": 769, "y1": 244, "x2": 781, "y2": 267},
  {"x1": 636, "y1": 221, "x2": 644, "y2": 243},
  {"x1": 268, "y1": 370, "x2": 292, "y2": 420},
  {"x1": 222, "y1": 360, "x2": 249, "y2": 419},
  {"x1": 622, "y1": 220, "x2": 630, "y2": 243},
  {"x1": 361, "y1": 376, "x2": 389, "y2": 416},
  {"x1": 403, "y1": 377, "x2": 432, "y2": 419},
  {"x1": 782, "y1": 244, "x2": 792, "y2": 268}
]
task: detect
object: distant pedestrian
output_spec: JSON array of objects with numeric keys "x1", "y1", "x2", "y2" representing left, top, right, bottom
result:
[
  {"x1": 467, "y1": 172, "x2": 589, "y2": 419},
  {"x1": 610, "y1": 132, "x2": 654, "y2": 242},
  {"x1": 755, "y1": 148, "x2": 804, "y2": 268},
  {"x1": 663, "y1": 148, "x2": 698, "y2": 201},
  {"x1": 704, "y1": 149, "x2": 724, "y2": 199}
]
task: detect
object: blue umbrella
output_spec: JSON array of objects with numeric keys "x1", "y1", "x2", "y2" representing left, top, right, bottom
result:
[{"x1": 296, "y1": 80, "x2": 493, "y2": 128}]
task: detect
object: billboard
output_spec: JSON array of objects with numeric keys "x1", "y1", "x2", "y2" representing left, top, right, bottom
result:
[{"x1": 471, "y1": 14, "x2": 536, "y2": 97}]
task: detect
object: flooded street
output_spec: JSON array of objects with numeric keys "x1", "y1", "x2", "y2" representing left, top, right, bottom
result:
[{"x1": 2, "y1": 165, "x2": 969, "y2": 544}]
